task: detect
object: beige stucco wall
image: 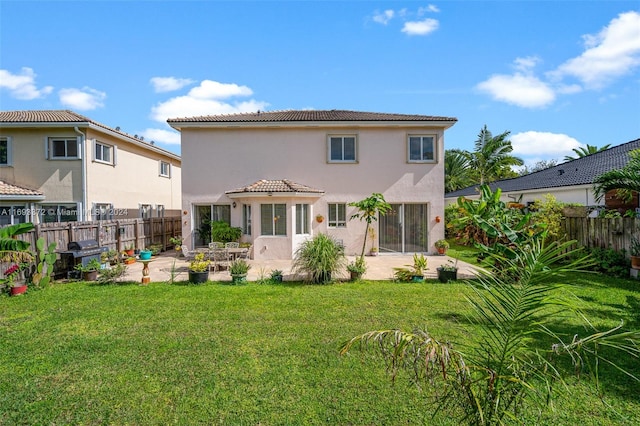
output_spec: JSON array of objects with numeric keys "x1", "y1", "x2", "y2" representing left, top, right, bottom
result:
[
  {"x1": 0, "y1": 126, "x2": 181, "y2": 221},
  {"x1": 445, "y1": 184, "x2": 600, "y2": 207},
  {"x1": 0, "y1": 128, "x2": 82, "y2": 203},
  {"x1": 182, "y1": 126, "x2": 448, "y2": 259},
  {"x1": 85, "y1": 129, "x2": 181, "y2": 219}
]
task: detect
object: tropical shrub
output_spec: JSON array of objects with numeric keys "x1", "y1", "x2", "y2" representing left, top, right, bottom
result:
[
  {"x1": 530, "y1": 194, "x2": 565, "y2": 241},
  {"x1": 588, "y1": 247, "x2": 630, "y2": 278},
  {"x1": 210, "y1": 221, "x2": 242, "y2": 244},
  {"x1": 342, "y1": 240, "x2": 640, "y2": 425},
  {"x1": 292, "y1": 233, "x2": 346, "y2": 284}
]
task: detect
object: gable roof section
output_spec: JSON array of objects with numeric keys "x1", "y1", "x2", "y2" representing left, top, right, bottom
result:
[
  {"x1": 0, "y1": 180, "x2": 45, "y2": 200},
  {"x1": 445, "y1": 138, "x2": 640, "y2": 198},
  {"x1": 168, "y1": 109, "x2": 457, "y2": 129},
  {"x1": 0, "y1": 110, "x2": 180, "y2": 162},
  {"x1": 226, "y1": 179, "x2": 324, "y2": 196}
]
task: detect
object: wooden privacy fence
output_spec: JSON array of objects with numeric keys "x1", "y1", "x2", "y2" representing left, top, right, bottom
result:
[
  {"x1": 561, "y1": 217, "x2": 639, "y2": 255},
  {"x1": 15, "y1": 218, "x2": 182, "y2": 253}
]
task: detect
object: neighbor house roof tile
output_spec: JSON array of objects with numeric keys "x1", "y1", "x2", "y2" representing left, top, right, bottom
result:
[
  {"x1": 445, "y1": 138, "x2": 640, "y2": 198},
  {"x1": 0, "y1": 180, "x2": 44, "y2": 198}
]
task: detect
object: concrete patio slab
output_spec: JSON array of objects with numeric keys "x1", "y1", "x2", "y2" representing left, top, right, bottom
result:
[{"x1": 120, "y1": 251, "x2": 481, "y2": 284}]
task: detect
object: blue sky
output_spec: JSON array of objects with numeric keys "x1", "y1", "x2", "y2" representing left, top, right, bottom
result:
[{"x1": 1, "y1": 0, "x2": 639, "y2": 167}]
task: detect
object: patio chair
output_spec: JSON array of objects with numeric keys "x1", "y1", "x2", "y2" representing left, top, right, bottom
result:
[
  {"x1": 209, "y1": 242, "x2": 223, "y2": 249},
  {"x1": 181, "y1": 245, "x2": 196, "y2": 260},
  {"x1": 225, "y1": 242, "x2": 240, "y2": 248},
  {"x1": 236, "y1": 245, "x2": 251, "y2": 260},
  {"x1": 211, "y1": 248, "x2": 231, "y2": 273}
]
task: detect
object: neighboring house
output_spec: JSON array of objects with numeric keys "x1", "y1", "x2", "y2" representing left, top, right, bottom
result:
[
  {"x1": 0, "y1": 110, "x2": 181, "y2": 225},
  {"x1": 445, "y1": 138, "x2": 640, "y2": 209},
  {"x1": 168, "y1": 109, "x2": 457, "y2": 260}
]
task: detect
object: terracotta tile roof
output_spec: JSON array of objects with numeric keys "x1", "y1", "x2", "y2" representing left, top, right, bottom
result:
[
  {"x1": 0, "y1": 180, "x2": 44, "y2": 198},
  {"x1": 446, "y1": 138, "x2": 640, "y2": 198},
  {"x1": 226, "y1": 179, "x2": 324, "y2": 195},
  {"x1": 168, "y1": 109, "x2": 457, "y2": 124},
  {"x1": 0, "y1": 110, "x2": 180, "y2": 161},
  {"x1": 0, "y1": 110, "x2": 91, "y2": 123}
]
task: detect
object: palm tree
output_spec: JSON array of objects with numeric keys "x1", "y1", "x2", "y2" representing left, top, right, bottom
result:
[
  {"x1": 349, "y1": 193, "x2": 391, "y2": 258},
  {"x1": 444, "y1": 149, "x2": 472, "y2": 192},
  {"x1": 593, "y1": 148, "x2": 640, "y2": 202},
  {"x1": 468, "y1": 125, "x2": 523, "y2": 184},
  {"x1": 564, "y1": 143, "x2": 611, "y2": 161}
]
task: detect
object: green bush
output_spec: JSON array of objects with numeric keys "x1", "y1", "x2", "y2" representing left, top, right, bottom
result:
[
  {"x1": 210, "y1": 221, "x2": 242, "y2": 244},
  {"x1": 292, "y1": 233, "x2": 346, "y2": 284},
  {"x1": 588, "y1": 247, "x2": 630, "y2": 277}
]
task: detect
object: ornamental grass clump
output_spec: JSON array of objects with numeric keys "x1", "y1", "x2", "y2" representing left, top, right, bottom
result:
[{"x1": 292, "y1": 233, "x2": 346, "y2": 284}]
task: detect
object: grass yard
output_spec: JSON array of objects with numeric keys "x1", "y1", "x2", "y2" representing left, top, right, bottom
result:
[{"x1": 1, "y1": 274, "x2": 639, "y2": 425}]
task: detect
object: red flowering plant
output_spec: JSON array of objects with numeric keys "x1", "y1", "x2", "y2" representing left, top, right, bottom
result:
[{"x1": 3, "y1": 263, "x2": 24, "y2": 288}]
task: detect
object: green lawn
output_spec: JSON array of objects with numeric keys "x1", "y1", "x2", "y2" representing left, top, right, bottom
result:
[{"x1": 1, "y1": 274, "x2": 639, "y2": 425}]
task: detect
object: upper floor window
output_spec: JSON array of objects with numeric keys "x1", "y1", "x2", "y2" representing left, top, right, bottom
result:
[
  {"x1": 94, "y1": 141, "x2": 114, "y2": 165},
  {"x1": 160, "y1": 161, "x2": 171, "y2": 177},
  {"x1": 328, "y1": 135, "x2": 357, "y2": 163},
  {"x1": 0, "y1": 137, "x2": 12, "y2": 166},
  {"x1": 261, "y1": 203, "x2": 286, "y2": 236},
  {"x1": 408, "y1": 135, "x2": 436, "y2": 163},
  {"x1": 49, "y1": 137, "x2": 79, "y2": 159},
  {"x1": 140, "y1": 204, "x2": 153, "y2": 219},
  {"x1": 328, "y1": 203, "x2": 347, "y2": 228}
]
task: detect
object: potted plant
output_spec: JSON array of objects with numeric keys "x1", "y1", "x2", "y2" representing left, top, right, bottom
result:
[
  {"x1": 437, "y1": 259, "x2": 458, "y2": 283},
  {"x1": 347, "y1": 256, "x2": 367, "y2": 281},
  {"x1": 230, "y1": 259, "x2": 251, "y2": 284},
  {"x1": 434, "y1": 239, "x2": 450, "y2": 255},
  {"x1": 169, "y1": 235, "x2": 182, "y2": 251},
  {"x1": 75, "y1": 258, "x2": 102, "y2": 281},
  {"x1": 269, "y1": 269, "x2": 283, "y2": 283},
  {"x1": 139, "y1": 249, "x2": 152, "y2": 260},
  {"x1": 392, "y1": 253, "x2": 428, "y2": 283},
  {"x1": 124, "y1": 256, "x2": 136, "y2": 265},
  {"x1": 124, "y1": 244, "x2": 135, "y2": 257},
  {"x1": 316, "y1": 214, "x2": 324, "y2": 223},
  {"x1": 292, "y1": 233, "x2": 346, "y2": 284},
  {"x1": 4, "y1": 263, "x2": 27, "y2": 296},
  {"x1": 188, "y1": 253, "x2": 210, "y2": 284},
  {"x1": 631, "y1": 235, "x2": 640, "y2": 270},
  {"x1": 369, "y1": 246, "x2": 379, "y2": 256}
]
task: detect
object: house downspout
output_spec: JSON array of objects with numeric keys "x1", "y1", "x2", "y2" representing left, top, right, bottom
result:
[{"x1": 74, "y1": 127, "x2": 87, "y2": 221}]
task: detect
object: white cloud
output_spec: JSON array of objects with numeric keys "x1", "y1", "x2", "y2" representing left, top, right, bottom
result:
[
  {"x1": 59, "y1": 87, "x2": 106, "y2": 110},
  {"x1": 476, "y1": 73, "x2": 555, "y2": 108},
  {"x1": 0, "y1": 67, "x2": 53, "y2": 100},
  {"x1": 513, "y1": 56, "x2": 541, "y2": 72},
  {"x1": 140, "y1": 128, "x2": 181, "y2": 145},
  {"x1": 511, "y1": 131, "x2": 582, "y2": 158},
  {"x1": 372, "y1": 9, "x2": 394, "y2": 25},
  {"x1": 418, "y1": 5, "x2": 440, "y2": 15},
  {"x1": 150, "y1": 79, "x2": 268, "y2": 123},
  {"x1": 402, "y1": 18, "x2": 439, "y2": 36},
  {"x1": 188, "y1": 80, "x2": 253, "y2": 99},
  {"x1": 550, "y1": 11, "x2": 640, "y2": 88},
  {"x1": 150, "y1": 76, "x2": 195, "y2": 93}
]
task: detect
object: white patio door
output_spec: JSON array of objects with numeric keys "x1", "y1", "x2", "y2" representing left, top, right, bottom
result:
[{"x1": 379, "y1": 203, "x2": 429, "y2": 253}]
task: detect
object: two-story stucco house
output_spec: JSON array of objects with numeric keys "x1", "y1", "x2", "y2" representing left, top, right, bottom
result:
[
  {"x1": 0, "y1": 110, "x2": 181, "y2": 225},
  {"x1": 169, "y1": 110, "x2": 456, "y2": 260}
]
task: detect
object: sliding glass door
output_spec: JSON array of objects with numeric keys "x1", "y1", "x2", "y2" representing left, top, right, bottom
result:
[{"x1": 379, "y1": 203, "x2": 429, "y2": 253}]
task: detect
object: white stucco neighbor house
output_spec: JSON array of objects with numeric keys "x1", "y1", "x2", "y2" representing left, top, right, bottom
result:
[
  {"x1": 445, "y1": 138, "x2": 640, "y2": 210},
  {"x1": 168, "y1": 110, "x2": 457, "y2": 260},
  {"x1": 0, "y1": 110, "x2": 182, "y2": 224}
]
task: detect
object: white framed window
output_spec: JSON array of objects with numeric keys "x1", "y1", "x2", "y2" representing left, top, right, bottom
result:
[
  {"x1": 94, "y1": 141, "x2": 114, "y2": 165},
  {"x1": 328, "y1": 135, "x2": 357, "y2": 163},
  {"x1": 0, "y1": 137, "x2": 13, "y2": 166},
  {"x1": 328, "y1": 203, "x2": 347, "y2": 228},
  {"x1": 243, "y1": 204, "x2": 252, "y2": 235},
  {"x1": 159, "y1": 161, "x2": 171, "y2": 177},
  {"x1": 156, "y1": 205, "x2": 165, "y2": 218},
  {"x1": 49, "y1": 137, "x2": 79, "y2": 159},
  {"x1": 140, "y1": 204, "x2": 153, "y2": 219},
  {"x1": 93, "y1": 203, "x2": 113, "y2": 221},
  {"x1": 0, "y1": 205, "x2": 28, "y2": 225},
  {"x1": 261, "y1": 203, "x2": 286, "y2": 236},
  {"x1": 40, "y1": 204, "x2": 79, "y2": 223},
  {"x1": 407, "y1": 135, "x2": 436, "y2": 163},
  {"x1": 296, "y1": 204, "x2": 310, "y2": 234}
]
